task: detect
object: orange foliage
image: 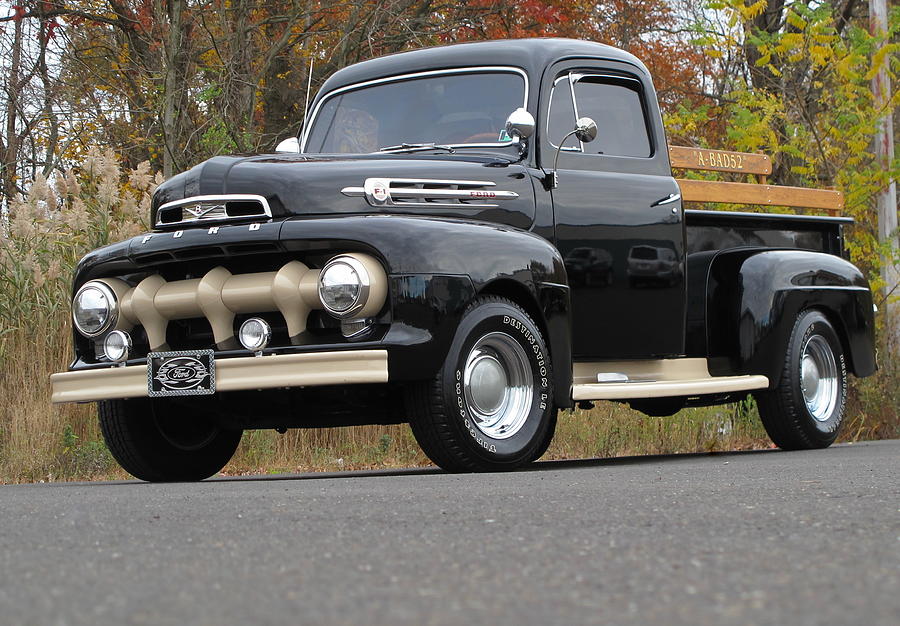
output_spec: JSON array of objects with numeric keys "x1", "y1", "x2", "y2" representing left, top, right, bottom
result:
[{"x1": 441, "y1": 0, "x2": 712, "y2": 119}]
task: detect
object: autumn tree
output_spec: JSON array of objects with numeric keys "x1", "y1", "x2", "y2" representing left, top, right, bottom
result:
[
  {"x1": 675, "y1": 0, "x2": 898, "y2": 353},
  {"x1": 0, "y1": 2, "x2": 66, "y2": 211}
]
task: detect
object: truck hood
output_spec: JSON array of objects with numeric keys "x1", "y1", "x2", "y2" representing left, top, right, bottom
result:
[{"x1": 151, "y1": 153, "x2": 537, "y2": 231}]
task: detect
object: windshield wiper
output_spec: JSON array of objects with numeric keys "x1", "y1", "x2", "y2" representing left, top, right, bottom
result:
[{"x1": 378, "y1": 142, "x2": 456, "y2": 154}]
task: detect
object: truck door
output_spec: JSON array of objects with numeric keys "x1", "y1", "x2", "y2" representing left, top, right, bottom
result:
[{"x1": 543, "y1": 62, "x2": 686, "y2": 359}]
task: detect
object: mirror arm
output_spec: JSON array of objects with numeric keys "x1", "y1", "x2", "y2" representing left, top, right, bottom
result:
[
  {"x1": 550, "y1": 129, "x2": 580, "y2": 190},
  {"x1": 504, "y1": 108, "x2": 536, "y2": 161}
]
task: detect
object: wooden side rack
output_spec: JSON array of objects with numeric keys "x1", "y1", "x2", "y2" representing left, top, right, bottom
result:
[{"x1": 669, "y1": 145, "x2": 843, "y2": 216}]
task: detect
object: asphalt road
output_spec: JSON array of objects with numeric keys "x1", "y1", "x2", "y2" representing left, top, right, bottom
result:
[{"x1": 2, "y1": 440, "x2": 899, "y2": 626}]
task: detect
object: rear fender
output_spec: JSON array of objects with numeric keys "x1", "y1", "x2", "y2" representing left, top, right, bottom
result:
[{"x1": 705, "y1": 249, "x2": 876, "y2": 381}]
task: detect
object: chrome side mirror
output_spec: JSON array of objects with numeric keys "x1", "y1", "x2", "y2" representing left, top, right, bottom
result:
[
  {"x1": 574, "y1": 117, "x2": 597, "y2": 143},
  {"x1": 505, "y1": 108, "x2": 536, "y2": 144},
  {"x1": 275, "y1": 137, "x2": 300, "y2": 153},
  {"x1": 551, "y1": 117, "x2": 599, "y2": 189}
]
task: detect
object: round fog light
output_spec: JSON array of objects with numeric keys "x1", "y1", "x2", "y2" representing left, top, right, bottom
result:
[
  {"x1": 239, "y1": 318, "x2": 271, "y2": 353},
  {"x1": 103, "y1": 330, "x2": 132, "y2": 363}
]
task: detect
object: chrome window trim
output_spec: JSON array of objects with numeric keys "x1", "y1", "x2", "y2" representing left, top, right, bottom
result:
[
  {"x1": 300, "y1": 66, "x2": 530, "y2": 154},
  {"x1": 546, "y1": 72, "x2": 653, "y2": 159},
  {"x1": 547, "y1": 74, "x2": 582, "y2": 153},
  {"x1": 155, "y1": 194, "x2": 272, "y2": 229}
]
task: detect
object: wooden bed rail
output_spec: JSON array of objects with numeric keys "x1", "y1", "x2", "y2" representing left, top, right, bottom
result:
[
  {"x1": 669, "y1": 145, "x2": 843, "y2": 216},
  {"x1": 669, "y1": 145, "x2": 773, "y2": 177}
]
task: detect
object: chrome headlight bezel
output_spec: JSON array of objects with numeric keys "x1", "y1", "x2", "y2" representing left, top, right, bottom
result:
[
  {"x1": 72, "y1": 281, "x2": 119, "y2": 338},
  {"x1": 318, "y1": 256, "x2": 371, "y2": 319}
]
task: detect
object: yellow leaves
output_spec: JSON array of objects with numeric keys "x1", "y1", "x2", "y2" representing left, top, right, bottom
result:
[
  {"x1": 809, "y1": 45, "x2": 831, "y2": 66},
  {"x1": 199, "y1": 48, "x2": 219, "y2": 68},
  {"x1": 785, "y1": 11, "x2": 807, "y2": 31},
  {"x1": 779, "y1": 32, "x2": 803, "y2": 51},
  {"x1": 867, "y1": 44, "x2": 899, "y2": 81},
  {"x1": 740, "y1": 0, "x2": 769, "y2": 20},
  {"x1": 812, "y1": 31, "x2": 835, "y2": 45}
]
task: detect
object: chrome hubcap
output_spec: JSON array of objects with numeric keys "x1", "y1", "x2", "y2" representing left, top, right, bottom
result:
[
  {"x1": 463, "y1": 332, "x2": 533, "y2": 439},
  {"x1": 800, "y1": 335, "x2": 838, "y2": 422}
]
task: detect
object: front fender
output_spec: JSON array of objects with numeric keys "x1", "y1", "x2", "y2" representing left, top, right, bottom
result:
[
  {"x1": 280, "y1": 216, "x2": 572, "y2": 393},
  {"x1": 707, "y1": 249, "x2": 876, "y2": 381},
  {"x1": 71, "y1": 216, "x2": 572, "y2": 396}
]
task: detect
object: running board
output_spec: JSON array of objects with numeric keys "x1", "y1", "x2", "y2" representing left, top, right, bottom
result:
[
  {"x1": 571, "y1": 358, "x2": 769, "y2": 401},
  {"x1": 572, "y1": 375, "x2": 769, "y2": 401}
]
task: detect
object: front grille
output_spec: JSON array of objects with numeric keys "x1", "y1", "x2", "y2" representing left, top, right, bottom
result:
[
  {"x1": 76, "y1": 253, "x2": 390, "y2": 364},
  {"x1": 155, "y1": 194, "x2": 271, "y2": 228}
]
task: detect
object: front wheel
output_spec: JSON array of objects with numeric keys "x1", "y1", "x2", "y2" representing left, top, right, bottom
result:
[
  {"x1": 755, "y1": 309, "x2": 848, "y2": 450},
  {"x1": 406, "y1": 296, "x2": 556, "y2": 472},
  {"x1": 99, "y1": 398, "x2": 242, "y2": 481}
]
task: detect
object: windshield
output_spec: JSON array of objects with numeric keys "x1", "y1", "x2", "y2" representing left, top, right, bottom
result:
[{"x1": 303, "y1": 70, "x2": 526, "y2": 153}]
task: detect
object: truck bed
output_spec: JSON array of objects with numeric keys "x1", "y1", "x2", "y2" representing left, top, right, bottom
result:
[
  {"x1": 683, "y1": 209, "x2": 856, "y2": 369},
  {"x1": 685, "y1": 209, "x2": 852, "y2": 258}
]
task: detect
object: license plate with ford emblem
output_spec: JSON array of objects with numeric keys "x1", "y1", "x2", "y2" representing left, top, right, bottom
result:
[{"x1": 148, "y1": 350, "x2": 216, "y2": 397}]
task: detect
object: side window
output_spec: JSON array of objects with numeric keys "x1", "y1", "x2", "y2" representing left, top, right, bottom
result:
[
  {"x1": 573, "y1": 77, "x2": 652, "y2": 158},
  {"x1": 547, "y1": 77, "x2": 579, "y2": 150}
]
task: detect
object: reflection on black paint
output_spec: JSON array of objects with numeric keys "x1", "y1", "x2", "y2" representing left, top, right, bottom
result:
[
  {"x1": 565, "y1": 247, "x2": 613, "y2": 287},
  {"x1": 626, "y1": 244, "x2": 679, "y2": 288}
]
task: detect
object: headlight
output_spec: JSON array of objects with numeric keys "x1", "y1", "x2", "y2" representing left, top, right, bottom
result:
[
  {"x1": 72, "y1": 281, "x2": 118, "y2": 337},
  {"x1": 318, "y1": 256, "x2": 370, "y2": 317}
]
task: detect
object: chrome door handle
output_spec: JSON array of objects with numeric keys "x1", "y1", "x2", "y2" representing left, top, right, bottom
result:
[{"x1": 651, "y1": 193, "x2": 681, "y2": 207}]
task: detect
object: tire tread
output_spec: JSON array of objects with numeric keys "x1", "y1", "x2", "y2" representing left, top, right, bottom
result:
[
  {"x1": 99, "y1": 398, "x2": 241, "y2": 482},
  {"x1": 99, "y1": 399, "x2": 168, "y2": 481}
]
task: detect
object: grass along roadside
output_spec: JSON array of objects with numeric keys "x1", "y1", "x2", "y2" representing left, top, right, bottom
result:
[
  {"x1": 222, "y1": 401, "x2": 776, "y2": 478},
  {"x1": 2, "y1": 354, "x2": 895, "y2": 483},
  {"x1": 0, "y1": 302, "x2": 897, "y2": 483}
]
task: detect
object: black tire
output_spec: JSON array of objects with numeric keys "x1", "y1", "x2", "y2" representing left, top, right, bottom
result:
[
  {"x1": 98, "y1": 398, "x2": 242, "y2": 482},
  {"x1": 406, "y1": 296, "x2": 556, "y2": 472},
  {"x1": 529, "y1": 407, "x2": 559, "y2": 462},
  {"x1": 754, "y1": 309, "x2": 848, "y2": 450}
]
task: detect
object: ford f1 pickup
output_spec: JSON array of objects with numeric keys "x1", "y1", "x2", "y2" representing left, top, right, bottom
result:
[{"x1": 51, "y1": 38, "x2": 877, "y2": 481}]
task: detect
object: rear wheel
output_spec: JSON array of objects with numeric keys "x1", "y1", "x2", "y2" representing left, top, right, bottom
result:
[
  {"x1": 99, "y1": 398, "x2": 242, "y2": 481},
  {"x1": 406, "y1": 296, "x2": 556, "y2": 472},
  {"x1": 755, "y1": 309, "x2": 847, "y2": 450}
]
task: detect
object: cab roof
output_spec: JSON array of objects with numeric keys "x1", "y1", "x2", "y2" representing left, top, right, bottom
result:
[{"x1": 317, "y1": 38, "x2": 650, "y2": 97}]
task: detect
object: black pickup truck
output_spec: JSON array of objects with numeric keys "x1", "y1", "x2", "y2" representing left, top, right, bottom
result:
[{"x1": 51, "y1": 38, "x2": 876, "y2": 481}]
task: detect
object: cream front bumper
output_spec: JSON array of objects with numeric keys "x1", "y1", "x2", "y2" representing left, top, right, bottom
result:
[{"x1": 50, "y1": 350, "x2": 389, "y2": 404}]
